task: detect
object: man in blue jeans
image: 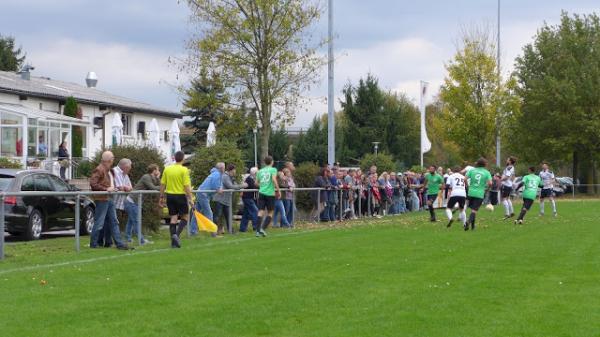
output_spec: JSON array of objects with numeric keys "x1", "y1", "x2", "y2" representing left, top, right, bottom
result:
[
  {"x1": 240, "y1": 167, "x2": 259, "y2": 232},
  {"x1": 190, "y1": 162, "x2": 224, "y2": 234},
  {"x1": 89, "y1": 151, "x2": 131, "y2": 250}
]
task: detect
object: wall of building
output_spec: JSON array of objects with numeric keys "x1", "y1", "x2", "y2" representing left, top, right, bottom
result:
[
  {"x1": 20, "y1": 97, "x2": 60, "y2": 113},
  {"x1": 100, "y1": 111, "x2": 177, "y2": 161},
  {"x1": 0, "y1": 92, "x2": 179, "y2": 161},
  {"x1": 0, "y1": 92, "x2": 19, "y2": 104}
]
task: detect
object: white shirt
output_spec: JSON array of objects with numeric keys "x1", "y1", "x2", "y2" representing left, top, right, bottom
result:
[
  {"x1": 539, "y1": 170, "x2": 555, "y2": 189},
  {"x1": 447, "y1": 173, "x2": 467, "y2": 198},
  {"x1": 113, "y1": 166, "x2": 132, "y2": 210},
  {"x1": 502, "y1": 165, "x2": 515, "y2": 187}
]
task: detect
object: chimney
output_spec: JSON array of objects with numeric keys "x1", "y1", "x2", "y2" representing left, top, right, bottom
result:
[
  {"x1": 86, "y1": 71, "x2": 98, "y2": 88},
  {"x1": 17, "y1": 64, "x2": 35, "y2": 80}
]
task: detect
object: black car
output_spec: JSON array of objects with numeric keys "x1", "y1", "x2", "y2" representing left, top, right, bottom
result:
[{"x1": 0, "y1": 169, "x2": 95, "y2": 240}]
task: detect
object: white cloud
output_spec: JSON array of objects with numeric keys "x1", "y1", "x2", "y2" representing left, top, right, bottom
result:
[
  {"x1": 293, "y1": 37, "x2": 449, "y2": 127},
  {"x1": 24, "y1": 38, "x2": 186, "y2": 110},
  {"x1": 293, "y1": 20, "x2": 549, "y2": 127}
]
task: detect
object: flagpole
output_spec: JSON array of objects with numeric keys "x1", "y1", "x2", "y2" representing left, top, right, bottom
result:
[
  {"x1": 420, "y1": 81, "x2": 426, "y2": 168},
  {"x1": 420, "y1": 81, "x2": 424, "y2": 168},
  {"x1": 495, "y1": 0, "x2": 501, "y2": 167}
]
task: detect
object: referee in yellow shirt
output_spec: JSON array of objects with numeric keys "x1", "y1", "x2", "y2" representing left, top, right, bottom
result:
[{"x1": 159, "y1": 151, "x2": 193, "y2": 248}]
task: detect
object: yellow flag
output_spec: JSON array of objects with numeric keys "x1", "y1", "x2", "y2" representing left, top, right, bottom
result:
[{"x1": 193, "y1": 208, "x2": 218, "y2": 233}]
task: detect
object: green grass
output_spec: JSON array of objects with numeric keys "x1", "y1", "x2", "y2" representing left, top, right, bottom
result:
[{"x1": 1, "y1": 200, "x2": 600, "y2": 337}]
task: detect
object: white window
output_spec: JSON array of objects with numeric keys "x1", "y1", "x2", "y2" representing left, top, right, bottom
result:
[{"x1": 121, "y1": 114, "x2": 131, "y2": 136}]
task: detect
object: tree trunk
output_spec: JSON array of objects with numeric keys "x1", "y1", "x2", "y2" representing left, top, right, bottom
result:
[
  {"x1": 260, "y1": 122, "x2": 271, "y2": 165},
  {"x1": 260, "y1": 95, "x2": 271, "y2": 163}
]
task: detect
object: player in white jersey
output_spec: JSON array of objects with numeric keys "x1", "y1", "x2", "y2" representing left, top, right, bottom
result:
[
  {"x1": 501, "y1": 156, "x2": 517, "y2": 220},
  {"x1": 445, "y1": 166, "x2": 468, "y2": 228},
  {"x1": 539, "y1": 162, "x2": 557, "y2": 217}
]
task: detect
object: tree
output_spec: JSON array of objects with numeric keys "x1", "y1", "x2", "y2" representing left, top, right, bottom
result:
[
  {"x1": 190, "y1": 140, "x2": 245, "y2": 186},
  {"x1": 439, "y1": 29, "x2": 518, "y2": 161},
  {"x1": 294, "y1": 117, "x2": 327, "y2": 165},
  {"x1": 63, "y1": 97, "x2": 83, "y2": 158},
  {"x1": 0, "y1": 35, "x2": 25, "y2": 71},
  {"x1": 269, "y1": 128, "x2": 289, "y2": 162},
  {"x1": 182, "y1": 70, "x2": 228, "y2": 148},
  {"x1": 186, "y1": 0, "x2": 326, "y2": 160},
  {"x1": 513, "y1": 12, "x2": 600, "y2": 187},
  {"x1": 341, "y1": 74, "x2": 420, "y2": 167},
  {"x1": 359, "y1": 153, "x2": 396, "y2": 174},
  {"x1": 423, "y1": 100, "x2": 463, "y2": 167}
]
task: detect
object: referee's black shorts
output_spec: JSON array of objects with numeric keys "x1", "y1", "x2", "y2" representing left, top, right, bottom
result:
[{"x1": 166, "y1": 194, "x2": 189, "y2": 216}]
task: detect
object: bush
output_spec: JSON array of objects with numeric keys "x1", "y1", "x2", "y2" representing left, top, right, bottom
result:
[
  {"x1": 409, "y1": 165, "x2": 426, "y2": 173},
  {"x1": 64, "y1": 97, "x2": 83, "y2": 158},
  {"x1": 360, "y1": 153, "x2": 396, "y2": 174},
  {"x1": 294, "y1": 161, "x2": 321, "y2": 211},
  {"x1": 189, "y1": 140, "x2": 245, "y2": 187},
  {"x1": 92, "y1": 145, "x2": 165, "y2": 183},
  {"x1": 0, "y1": 157, "x2": 22, "y2": 169},
  {"x1": 71, "y1": 126, "x2": 83, "y2": 158},
  {"x1": 92, "y1": 144, "x2": 166, "y2": 232},
  {"x1": 75, "y1": 159, "x2": 93, "y2": 178}
]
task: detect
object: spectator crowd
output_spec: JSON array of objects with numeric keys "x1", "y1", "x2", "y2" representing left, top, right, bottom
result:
[{"x1": 87, "y1": 150, "x2": 505, "y2": 250}]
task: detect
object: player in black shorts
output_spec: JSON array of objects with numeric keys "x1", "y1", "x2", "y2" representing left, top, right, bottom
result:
[
  {"x1": 501, "y1": 157, "x2": 517, "y2": 220},
  {"x1": 255, "y1": 156, "x2": 280, "y2": 237},
  {"x1": 445, "y1": 166, "x2": 468, "y2": 228}
]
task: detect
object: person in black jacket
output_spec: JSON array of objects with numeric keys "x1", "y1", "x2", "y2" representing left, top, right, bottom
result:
[
  {"x1": 240, "y1": 167, "x2": 259, "y2": 232},
  {"x1": 58, "y1": 141, "x2": 69, "y2": 180}
]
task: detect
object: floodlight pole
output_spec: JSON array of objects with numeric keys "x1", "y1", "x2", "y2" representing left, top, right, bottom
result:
[
  {"x1": 327, "y1": 0, "x2": 335, "y2": 166},
  {"x1": 495, "y1": 0, "x2": 501, "y2": 167}
]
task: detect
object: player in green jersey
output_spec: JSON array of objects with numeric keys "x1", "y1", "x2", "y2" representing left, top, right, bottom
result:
[
  {"x1": 424, "y1": 165, "x2": 444, "y2": 222},
  {"x1": 514, "y1": 166, "x2": 543, "y2": 224},
  {"x1": 465, "y1": 158, "x2": 493, "y2": 231},
  {"x1": 256, "y1": 156, "x2": 280, "y2": 237}
]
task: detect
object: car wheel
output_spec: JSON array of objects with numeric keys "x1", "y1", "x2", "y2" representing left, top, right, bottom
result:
[
  {"x1": 23, "y1": 209, "x2": 43, "y2": 241},
  {"x1": 80, "y1": 206, "x2": 94, "y2": 235}
]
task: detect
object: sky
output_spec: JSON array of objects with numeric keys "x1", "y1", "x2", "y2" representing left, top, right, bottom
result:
[{"x1": 1, "y1": 0, "x2": 598, "y2": 127}]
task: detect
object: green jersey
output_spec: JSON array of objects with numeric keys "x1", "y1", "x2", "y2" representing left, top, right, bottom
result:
[
  {"x1": 425, "y1": 172, "x2": 443, "y2": 195},
  {"x1": 466, "y1": 167, "x2": 492, "y2": 199},
  {"x1": 257, "y1": 166, "x2": 278, "y2": 196},
  {"x1": 522, "y1": 174, "x2": 542, "y2": 200}
]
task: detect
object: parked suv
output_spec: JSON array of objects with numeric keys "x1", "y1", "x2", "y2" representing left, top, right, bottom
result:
[{"x1": 0, "y1": 169, "x2": 95, "y2": 240}]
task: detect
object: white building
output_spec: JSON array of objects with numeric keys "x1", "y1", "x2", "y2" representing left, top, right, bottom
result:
[{"x1": 0, "y1": 68, "x2": 181, "y2": 174}]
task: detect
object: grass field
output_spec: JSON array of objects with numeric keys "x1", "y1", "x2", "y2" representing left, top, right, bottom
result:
[{"x1": 1, "y1": 200, "x2": 600, "y2": 337}]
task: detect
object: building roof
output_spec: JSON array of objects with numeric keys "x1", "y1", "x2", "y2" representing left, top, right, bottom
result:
[{"x1": 0, "y1": 70, "x2": 181, "y2": 118}]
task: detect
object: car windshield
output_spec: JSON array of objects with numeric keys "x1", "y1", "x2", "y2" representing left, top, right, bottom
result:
[{"x1": 0, "y1": 175, "x2": 15, "y2": 191}]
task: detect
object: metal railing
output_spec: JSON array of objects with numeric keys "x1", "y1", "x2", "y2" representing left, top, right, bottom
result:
[
  {"x1": 3, "y1": 183, "x2": 590, "y2": 261},
  {"x1": 0, "y1": 187, "x2": 323, "y2": 260}
]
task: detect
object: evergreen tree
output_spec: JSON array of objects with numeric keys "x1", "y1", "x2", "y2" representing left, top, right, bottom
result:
[{"x1": 0, "y1": 35, "x2": 25, "y2": 71}]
